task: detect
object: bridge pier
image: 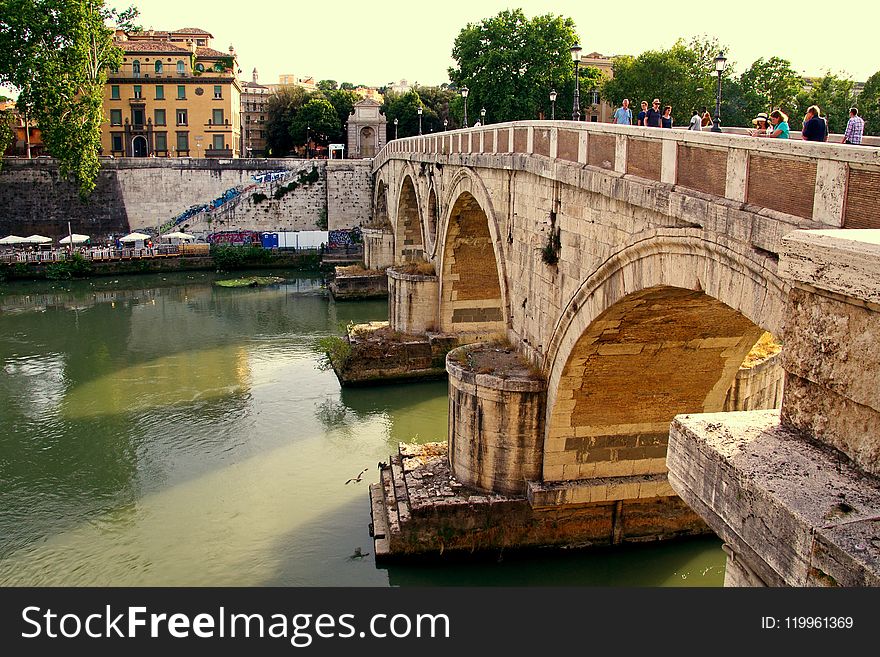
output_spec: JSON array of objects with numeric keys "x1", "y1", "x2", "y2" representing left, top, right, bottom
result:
[{"x1": 668, "y1": 229, "x2": 880, "y2": 586}]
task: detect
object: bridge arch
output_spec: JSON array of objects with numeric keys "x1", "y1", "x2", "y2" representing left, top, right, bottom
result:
[
  {"x1": 541, "y1": 233, "x2": 787, "y2": 483},
  {"x1": 437, "y1": 169, "x2": 509, "y2": 335},
  {"x1": 394, "y1": 173, "x2": 424, "y2": 262}
]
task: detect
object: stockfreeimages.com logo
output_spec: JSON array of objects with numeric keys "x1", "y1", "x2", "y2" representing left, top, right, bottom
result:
[{"x1": 21, "y1": 606, "x2": 451, "y2": 646}]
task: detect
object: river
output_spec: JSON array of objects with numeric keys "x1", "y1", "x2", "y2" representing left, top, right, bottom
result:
[{"x1": 0, "y1": 271, "x2": 725, "y2": 586}]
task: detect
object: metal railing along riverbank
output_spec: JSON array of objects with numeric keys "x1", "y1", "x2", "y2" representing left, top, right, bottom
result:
[{"x1": 0, "y1": 245, "x2": 185, "y2": 264}]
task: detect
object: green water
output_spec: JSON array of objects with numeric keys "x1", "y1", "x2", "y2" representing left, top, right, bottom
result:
[{"x1": 0, "y1": 271, "x2": 725, "y2": 586}]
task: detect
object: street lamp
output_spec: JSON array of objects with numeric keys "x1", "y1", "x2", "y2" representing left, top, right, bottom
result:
[
  {"x1": 480, "y1": 107, "x2": 486, "y2": 125},
  {"x1": 570, "y1": 43, "x2": 582, "y2": 121},
  {"x1": 393, "y1": 117, "x2": 398, "y2": 140},
  {"x1": 417, "y1": 106, "x2": 423, "y2": 135},
  {"x1": 461, "y1": 86, "x2": 469, "y2": 128},
  {"x1": 443, "y1": 118, "x2": 448, "y2": 131},
  {"x1": 712, "y1": 51, "x2": 727, "y2": 133},
  {"x1": 550, "y1": 89, "x2": 557, "y2": 120}
]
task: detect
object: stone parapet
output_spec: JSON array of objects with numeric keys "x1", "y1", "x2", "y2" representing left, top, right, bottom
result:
[
  {"x1": 779, "y1": 230, "x2": 880, "y2": 475},
  {"x1": 362, "y1": 228, "x2": 394, "y2": 270},
  {"x1": 669, "y1": 411, "x2": 880, "y2": 586}
]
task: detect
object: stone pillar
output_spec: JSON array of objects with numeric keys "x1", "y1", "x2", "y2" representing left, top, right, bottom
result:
[
  {"x1": 668, "y1": 229, "x2": 880, "y2": 587},
  {"x1": 362, "y1": 228, "x2": 394, "y2": 270},
  {"x1": 447, "y1": 344, "x2": 547, "y2": 495},
  {"x1": 387, "y1": 268, "x2": 439, "y2": 335}
]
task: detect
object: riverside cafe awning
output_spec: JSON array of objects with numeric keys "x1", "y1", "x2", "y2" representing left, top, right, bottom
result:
[
  {"x1": 0, "y1": 235, "x2": 27, "y2": 247},
  {"x1": 119, "y1": 232, "x2": 151, "y2": 249},
  {"x1": 59, "y1": 234, "x2": 90, "y2": 245},
  {"x1": 162, "y1": 232, "x2": 195, "y2": 244},
  {"x1": 23, "y1": 235, "x2": 53, "y2": 247}
]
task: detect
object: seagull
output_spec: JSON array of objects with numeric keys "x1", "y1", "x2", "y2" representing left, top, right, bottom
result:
[{"x1": 345, "y1": 468, "x2": 369, "y2": 485}]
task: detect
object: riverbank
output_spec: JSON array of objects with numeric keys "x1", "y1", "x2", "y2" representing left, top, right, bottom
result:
[{"x1": 0, "y1": 251, "x2": 324, "y2": 282}]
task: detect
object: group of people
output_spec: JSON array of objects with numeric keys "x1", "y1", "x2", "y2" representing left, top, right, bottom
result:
[
  {"x1": 750, "y1": 106, "x2": 865, "y2": 144},
  {"x1": 612, "y1": 99, "x2": 713, "y2": 130},
  {"x1": 612, "y1": 96, "x2": 866, "y2": 145}
]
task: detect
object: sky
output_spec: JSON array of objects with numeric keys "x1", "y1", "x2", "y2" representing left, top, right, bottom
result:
[
  {"x1": 102, "y1": 0, "x2": 877, "y2": 87},
  {"x1": 2, "y1": 0, "x2": 875, "y2": 100}
]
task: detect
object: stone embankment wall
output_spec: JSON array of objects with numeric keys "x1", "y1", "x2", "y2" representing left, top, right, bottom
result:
[{"x1": 0, "y1": 158, "x2": 372, "y2": 239}]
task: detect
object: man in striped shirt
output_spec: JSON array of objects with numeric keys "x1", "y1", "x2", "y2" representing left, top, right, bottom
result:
[{"x1": 842, "y1": 107, "x2": 865, "y2": 145}]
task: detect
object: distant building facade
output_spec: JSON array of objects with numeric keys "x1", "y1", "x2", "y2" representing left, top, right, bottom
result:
[
  {"x1": 581, "y1": 52, "x2": 614, "y2": 123},
  {"x1": 0, "y1": 100, "x2": 45, "y2": 157},
  {"x1": 101, "y1": 27, "x2": 242, "y2": 158},
  {"x1": 347, "y1": 98, "x2": 386, "y2": 158},
  {"x1": 241, "y1": 69, "x2": 269, "y2": 157}
]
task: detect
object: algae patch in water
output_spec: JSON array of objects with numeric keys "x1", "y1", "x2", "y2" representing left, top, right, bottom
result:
[{"x1": 215, "y1": 276, "x2": 286, "y2": 288}]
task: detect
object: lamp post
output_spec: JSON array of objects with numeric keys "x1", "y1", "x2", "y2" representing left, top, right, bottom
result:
[
  {"x1": 306, "y1": 125, "x2": 310, "y2": 159},
  {"x1": 461, "y1": 86, "x2": 469, "y2": 128},
  {"x1": 393, "y1": 118, "x2": 398, "y2": 140},
  {"x1": 480, "y1": 107, "x2": 486, "y2": 125},
  {"x1": 443, "y1": 118, "x2": 448, "y2": 131},
  {"x1": 417, "y1": 106, "x2": 423, "y2": 135},
  {"x1": 712, "y1": 51, "x2": 727, "y2": 133},
  {"x1": 570, "y1": 43, "x2": 582, "y2": 121},
  {"x1": 550, "y1": 90, "x2": 557, "y2": 120}
]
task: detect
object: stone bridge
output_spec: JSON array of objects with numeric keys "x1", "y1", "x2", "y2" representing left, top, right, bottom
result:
[{"x1": 367, "y1": 121, "x2": 880, "y2": 584}]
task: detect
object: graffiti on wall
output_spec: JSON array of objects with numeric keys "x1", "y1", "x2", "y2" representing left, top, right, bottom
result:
[{"x1": 206, "y1": 230, "x2": 262, "y2": 245}]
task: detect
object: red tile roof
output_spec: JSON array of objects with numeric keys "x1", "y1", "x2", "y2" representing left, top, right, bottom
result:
[
  {"x1": 173, "y1": 28, "x2": 213, "y2": 36},
  {"x1": 196, "y1": 46, "x2": 230, "y2": 58},
  {"x1": 117, "y1": 40, "x2": 191, "y2": 54}
]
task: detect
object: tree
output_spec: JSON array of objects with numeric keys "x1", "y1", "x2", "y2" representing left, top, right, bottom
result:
[
  {"x1": 0, "y1": 105, "x2": 14, "y2": 166},
  {"x1": 0, "y1": 0, "x2": 137, "y2": 197},
  {"x1": 382, "y1": 90, "x2": 439, "y2": 138},
  {"x1": 601, "y1": 37, "x2": 726, "y2": 126},
  {"x1": 322, "y1": 88, "x2": 360, "y2": 143},
  {"x1": 448, "y1": 9, "x2": 580, "y2": 123},
  {"x1": 290, "y1": 98, "x2": 340, "y2": 148},
  {"x1": 265, "y1": 85, "x2": 310, "y2": 156},
  {"x1": 340, "y1": 82, "x2": 356, "y2": 91},
  {"x1": 737, "y1": 57, "x2": 803, "y2": 118},
  {"x1": 857, "y1": 69, "x2": 880, "y2": 136},
  {"x1": 794, "y1": 72, "x2": 856, "y2": 133},
  {"x1": 317, "y1": 79, "x2": 338, "y2": 91}
]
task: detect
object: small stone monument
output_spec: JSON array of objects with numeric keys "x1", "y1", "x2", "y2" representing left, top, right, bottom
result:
[{"x1": 347, "y1": 99, "x2": 386, "y2": 159}]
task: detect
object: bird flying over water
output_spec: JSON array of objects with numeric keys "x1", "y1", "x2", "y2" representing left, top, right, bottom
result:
[{"x1": 345, "y1": 468, "x2": 369, "y2": 484}]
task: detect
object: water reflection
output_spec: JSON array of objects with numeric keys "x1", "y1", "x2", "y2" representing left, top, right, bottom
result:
[{"x1": 0, "y1": 271, "x2": 725, "y2": 586}]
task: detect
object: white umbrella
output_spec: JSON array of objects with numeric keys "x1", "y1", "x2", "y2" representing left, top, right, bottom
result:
[
  {"x1": 0, "y1": 235, "x2": 27, "y2": 245},
  {"x1": 119, "y1": 232, "x2": 151, "y2": 243},
  {"x1": 59, "y1": 233, "x2": 90, "y2": 245},
  {"x1": 163, "y1": 232, "x2": 195, "y2": 241},
  {"x1": 23, "y1": 235, "x2": 53, "y2": 244}
]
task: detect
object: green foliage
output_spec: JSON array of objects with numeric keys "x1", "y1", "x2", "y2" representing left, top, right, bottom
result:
[
  {"x1": 317, "y1": 80, "x2": 338, "y2": 91},
  {"x1": 265, "y1": 85, "x2": 310, "y2": 156},
  {"x1": 602, "y1": 37, "x2": 726, "y2": 126},
  {"x1": 290, "y1": 97, "x2": 339, "y2": 147},
  {"x1": 794, "y1": 73, "x2": 856, "y2": 133},
  {"x1": 382, "y1": 90, "x2": 437, "y2": 137},
  {"x1": 737, "y1": 57, "x2": 803, "y2": 118},
  {"x1": 322, "y1": 89, "x2": 360, "y2": 143},
  {"x1": 0, "y1": 107, "x2": 14, "y2": 169},
  {"x1": 316, "y1": 209, "x2": 327, "y2": 230},
  {"x1": 210, "y1": 245, "x2": 276, "y2": 270},
  {"x1": 540, "y1": 227, "x2": 561, "y2": 266},
  {"x1": 270, "y1": 166, "x2": 321, "y2": 200},
  {"x1": 857, "y1": 69, "x2": 880, "y2": 136},
  {"x1": 313, "y1": 335, "x2": 351, "y2": 372},
  {"x1": 252, "y1": 192, "x2": 268, "y2": 204},
  {"x1": 44, "y1": 253, "x2": 94, "y2": 280},
  {"x1": 448, "y1": 9, "x2": 580, "y2": 123},
  {"x1": 0, "y1": 1, "x2": 138, "y2": 197}
]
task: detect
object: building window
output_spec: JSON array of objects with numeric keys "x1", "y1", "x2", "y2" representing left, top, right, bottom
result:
[
  {"x1": 176, "y1": 109, "x2": 187, "y2": 126},
  {"x1": 133, "y1": 85, "x2": 142, "y2": 99},
  {"x1": 177, "y1": 85, "x2": 186, "y2": 100},
  {"x1": 176, "y1": 60, "x2": 185, "y2": 75},
  {"x1": 155, "y1": 132, "x2": 167, "y2": 152},
  {"x1": 195, "y1": 63, "x2": 205, "y2": 73},
  {"x1": 112, "y1": 134, "x2": 123, "y2": 152},
  {"x1": 154, "y1": 60, "x2": 163, "y2": 74},
  {"x1": 111, "y1": 85, "x2": 120, "y2": 100},
  {"x1": 155, "y1": 85, "x2": 164, "y2": 100},
  {"x1": 212, "y1": 134, "x2": 224, "y2": 150},
  {"x1": 212, "y1": 109, "x2": 224, "y2": 125},
  {"x1": 110, "y1": 109, "x2": 122, "y2": 125},
  {"x1": 132, "y1": 108, "x2": 144, "y2": 126},
  {"x1": 176, "y1": 132, "x2": 189, "y2": 152},
  {"x1": 154, "y1": 109, "x2": 166, "y2": 126},
  {"x1": 197, "y1": 39, "x2": 206, "y2": 46},
  {"x1": 213, "y1": 85, "x2": 222, "y2": 99},
  {"x1": 132, "y1": 60, "x2": 140, "y2": 77},
  {"x1": 245, "y1": 116, "x2": 251, "y2": 123}
]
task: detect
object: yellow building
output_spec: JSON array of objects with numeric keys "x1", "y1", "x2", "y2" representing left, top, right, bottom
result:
[{"x1": 102, "y1": 28, "x2": 241, "y2": 158}]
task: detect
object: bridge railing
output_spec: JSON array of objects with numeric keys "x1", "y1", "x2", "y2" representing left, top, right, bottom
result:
[{"x1": 377, "y1": 121, "x2": 880, "y2": 229}]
